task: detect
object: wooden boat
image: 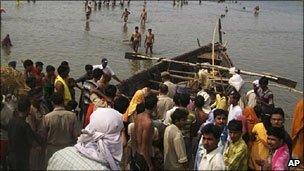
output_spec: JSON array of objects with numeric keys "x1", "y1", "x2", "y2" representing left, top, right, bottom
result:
[
  {"x1": 117, "y1": 17, "x2": 298, "y2": 97},
  {"x1": 117, "y1": 42, "x2": 233, "y2": 97}
]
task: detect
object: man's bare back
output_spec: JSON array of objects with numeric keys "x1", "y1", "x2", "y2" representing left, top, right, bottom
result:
[{"x1": 133, "y1": 112, "x2": 153, "y2": 168}]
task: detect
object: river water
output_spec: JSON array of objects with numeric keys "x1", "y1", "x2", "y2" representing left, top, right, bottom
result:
[{"x1": 1, "y1": 1, "x2": 303, "y2": 131}]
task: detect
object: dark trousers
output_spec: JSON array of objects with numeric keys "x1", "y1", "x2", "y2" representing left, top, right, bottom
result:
[
  {"x1": 80, "y1": 103, "x2": 89, "y2": 122},
  {"x1": 184, "y1": 137, "x2": 194, "y2": 170},
  {"x1": 130, "y1": 152, "x2": 149, "y2": 171},
  {"x1": 8, "y1": 153, "x2": 29, "y2": 170}
]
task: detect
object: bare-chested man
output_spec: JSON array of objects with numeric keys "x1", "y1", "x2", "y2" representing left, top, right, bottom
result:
[
  {"x1": 140, "y1": 7, "x2": 147, "y2": 24},
  {"x1": 132, "y1": 93, "x2": 158, "y2": 170},
  {"x1": 121, "y1": 8, "x2": 131, "y2": 23},
  {"x1": 144, "y1": 28, "x2": 154, "y2": 54},
  {"x1": 130, "y1": 26, "x2": 141, "y2": 53}
]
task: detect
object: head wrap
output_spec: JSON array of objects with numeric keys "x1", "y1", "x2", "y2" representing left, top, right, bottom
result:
[{"x1": 75, "y1": 108, "x2": 124, "y2": 170}]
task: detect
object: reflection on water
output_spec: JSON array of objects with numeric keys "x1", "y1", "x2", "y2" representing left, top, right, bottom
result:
[
  {"x1": 122, "y1": 23, "x2": 128, "y2": 39},
  {"x1": 140, "y1": 24, "x2": 146, "y2": 35},
  {"x1": 98, "y1": 2, "x2": 102, "y2": 10},
  {"x1": 142, "y1": 59, "x2": 152, "y2": 69},
  {"x1": 129, "y1": 59, "x2": 153, "y2": 74},
  {"x1": 85, "y1": 21, "x2": 90, "y2": 31},
  {"x1": 129, "y1": 59, "x2": 140, "y2": 74},
  {"x1": 1, "y1": 47, "x2": 12, "y2": 59},
  {"x1": 4, "y1": 48, "x2": 11, "y2": 56}
]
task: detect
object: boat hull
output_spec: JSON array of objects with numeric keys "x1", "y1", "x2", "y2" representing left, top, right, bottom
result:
[{"x1": 117, "y1": 43, "x2": 233, "y2": 97}]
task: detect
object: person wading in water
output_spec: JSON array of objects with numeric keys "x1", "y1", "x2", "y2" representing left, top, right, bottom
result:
[
  {"x1": 130, "y1": 26, "x2": 141, "y2": 53},
  {"x1": 121, "y1": 8, "x2": 131, "y2": 23},
  {"x1": 144, "y1": 28, "x2": 154, "y2": 54}
]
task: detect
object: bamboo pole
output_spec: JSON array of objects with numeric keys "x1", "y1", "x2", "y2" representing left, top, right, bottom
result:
[
  {"x1": 268, "y1": 83, "x2": 302, "y2": 94},
  {"x1": 149, "y1": 80, "x2": 162, "y2": 85},
  {"x1": 223, "y1": 41, "x2": 228, "y2": 48},
  {"x1": 218, "y1": 18, "x2": 223, "y2": 44},
  {"x1": 153, "y1": 74, "x2": 301, "y2": 94},
  {"x1": 169, "y1": 74, "x2": 301, "y2": 94},
  {"x1": 170, "y1": 74, "x2": 195, "y2": 81},
  {"x1": 243, "y1": 80, "x2": 302, "y2": 94},
  {"x1": 126, "y1": 53, "x2": 297, "y2": 88},
  {"x1": 211, "y1": 21, "x2": 218, "y2": 77},
  {"x1": 159, "y1": 70, "x2": 300, "y2": 93}
]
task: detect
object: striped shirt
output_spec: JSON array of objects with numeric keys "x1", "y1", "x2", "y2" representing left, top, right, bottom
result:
[
  {"x1": 83, "y1": 79, "x2": 98, "y2": 104},
  {"x1": 47, "y1": 146, "x2": 110, "y2": 170},
  {"x1": 256, "y1": 87, "x2": 274, "y2": 106}
]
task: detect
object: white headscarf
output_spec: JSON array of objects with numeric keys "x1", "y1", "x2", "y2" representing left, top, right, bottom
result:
[
  {"x1": 228, "y1": 67, "x2": 244, "y2": 91},
  {"x1": 74, "y1": 108, "x2": 124, "y2": 170},
  {"x1": 197, "y1": 89, "x2": 211, "y2": 114},
  {"x1": 252, "y1": 79, "x2": 259, "y2": 87}
]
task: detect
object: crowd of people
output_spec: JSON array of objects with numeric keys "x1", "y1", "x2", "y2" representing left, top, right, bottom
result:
[
  {"x1": 0, "y1": 57, "x2": 303, "y2": 170},
  {"x1": 0, "y1": 0, "x2": 302, "y2": 171}
]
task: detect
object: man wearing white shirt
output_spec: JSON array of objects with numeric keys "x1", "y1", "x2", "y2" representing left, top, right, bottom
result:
[
  {"x1": 197, "y1": 123, "x2": 225, "y2": 170},
  {"x1": 163, "y1": 93, "x2": 181, "y2": 125},
  {"x1": 195, "y1": 109, "x2": 229, "y2": 169},
  {"x1": 161, "y1": 72, "x2": 177, "y2": 99},
  {"x1": 93, "y1": 58, "x2": 122, "y2": 83},
  {"x1": 164, "y1": 108, "x2": 189, "y2": 170},
  {"x1": 245, "y1": 80, "x2": 259, "y2": 108},
  {"x1": 155, "y1": 84, "x2": 174, "y2": 120},
  {"x1": 197, "y1": 89, "x2": 211, "y2": 114},
  {"x1": 227, "y1": 90, "x2": 242, "y2": 123}
]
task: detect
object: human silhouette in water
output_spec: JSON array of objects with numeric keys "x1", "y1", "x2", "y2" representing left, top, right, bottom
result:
[{"x1": 2, "y1": 34, "x2": 13, "y2": 47}]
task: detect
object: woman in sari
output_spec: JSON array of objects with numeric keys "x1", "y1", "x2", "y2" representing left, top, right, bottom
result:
[
  {"x1": 248, "y1": 114, "x2": 271, "y2": 170},
  {"x1": 291, "y1": 99, "x2": 304, "y2": 169}
]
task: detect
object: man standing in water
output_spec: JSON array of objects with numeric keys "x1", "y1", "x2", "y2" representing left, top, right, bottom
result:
[
  {"x1": 140, "y1": 7, "x2": 147, "y2": 24},
  {"x1": 144, "y1": 28, "x2": 154, "y2": 54},
  {"x1": 130, "y1": 26, "x2": 141, "y2": 53},
  {"x1": 121, "y1": 8, "x2": 131, "y2": 23},
  {"x1": 254, "y1": 5, "x2": 260, "y2": 15},
  {"x1": 85, "y1": 1, "x2": 92, "y2": 20}
]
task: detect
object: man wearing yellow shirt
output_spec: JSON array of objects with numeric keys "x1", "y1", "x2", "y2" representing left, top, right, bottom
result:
[
  {"x1": 54, "y1": 65, "x2": 71, "y2": 105},
  {"x1": 211, "y1": 93, "x2": 228, "y2": 110},
  {"x1": 211, "y1": 86, "x2": 228, "y2": 110}
]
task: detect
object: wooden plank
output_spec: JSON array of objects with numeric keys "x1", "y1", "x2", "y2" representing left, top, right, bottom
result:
[
  {"x1": 168, "y1": 70, "x2": 196, "y2": 76},
  {"x1": 170, "y1": 74, "x2": 195, "y2": 81},
  {"x1": 125, "y1": 52, "x2": 150, "y2": 60}
]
